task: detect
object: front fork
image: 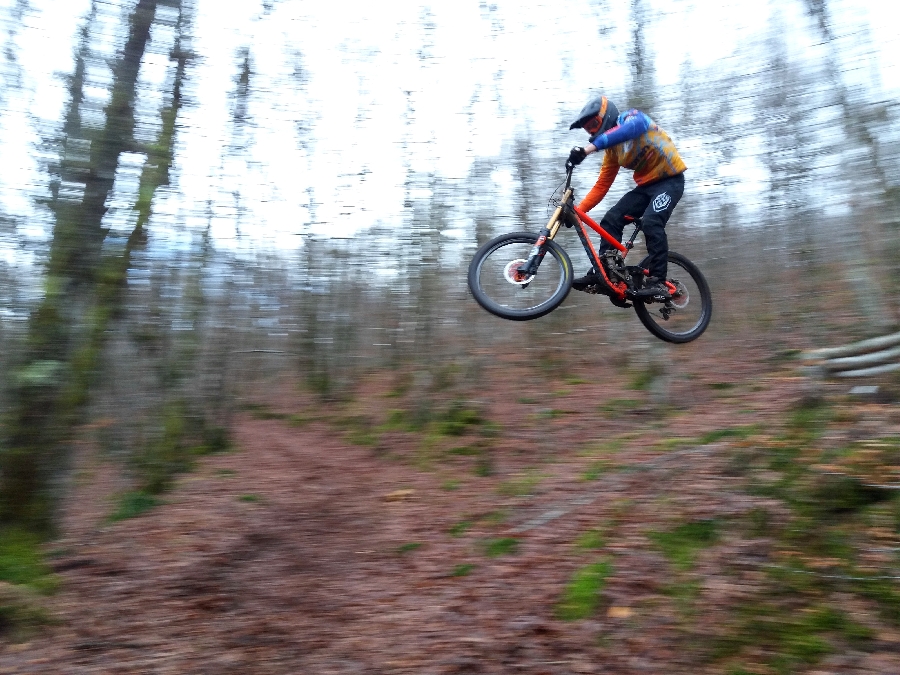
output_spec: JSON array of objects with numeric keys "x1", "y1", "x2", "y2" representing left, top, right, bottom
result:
[{"x1": 517, "y1": 191, "x2": 571, "y2": 277}]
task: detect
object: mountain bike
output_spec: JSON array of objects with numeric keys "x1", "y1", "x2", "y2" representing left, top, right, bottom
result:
[{"x1": 467, "y1": 162, "x2": 712, "y2": 343}]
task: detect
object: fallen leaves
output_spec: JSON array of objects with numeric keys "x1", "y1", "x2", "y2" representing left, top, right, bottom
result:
[
  {"x1": 606, "y1": 606, "x2": 633, "y2": 619},
  {"x1": 383, "y1": 489, "x2": 415, "y2": 502}
]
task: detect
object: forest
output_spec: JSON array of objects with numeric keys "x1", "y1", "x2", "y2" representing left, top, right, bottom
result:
[{"x1": 1, "y1": 0, "x2": 900, "y2": 672}]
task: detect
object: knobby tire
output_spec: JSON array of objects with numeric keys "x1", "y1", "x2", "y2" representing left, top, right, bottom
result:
[
  {"x1": 633, "y1": 251, "x2": 712, "y2": 343},
  {"x1": 468, "y1": 231, "x2": 573, "y2": 321}
]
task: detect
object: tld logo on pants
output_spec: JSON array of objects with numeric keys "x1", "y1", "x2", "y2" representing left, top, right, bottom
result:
[{"x1": 652, "y1": 193, "x2": 672, "y2": 213}]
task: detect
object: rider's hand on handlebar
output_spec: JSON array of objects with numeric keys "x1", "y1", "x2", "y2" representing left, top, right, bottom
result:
[{"x1": 568, "y1": 146, "x2": 587, "y2": 166}]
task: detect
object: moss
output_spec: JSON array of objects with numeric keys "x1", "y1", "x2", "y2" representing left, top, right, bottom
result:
[
  {"x1": 447, "y1": 444, "x2": 482, "y2": 456},
  {"x1": 853, "y1": 575, "x2": 900, "y2": 625},
  {"x1": 448, "y1": 520, "x2": 472, "y2": 537},
  {"x1": 574, "y1": 529, "x2": 605, "y2": 551},
  {"x1": 397, "y1": 542, "x2": 422, "y2": 555},
  {"x1": 717, "y1": 602, "x2": 847, "y2": 670},
  {"x1": 709, "y1": 381, "x2": 735, "y2": 390},
  {"x1": 629, "y1": 369, "x2": 656, "y2": 391},
  {"x1": 556, "y1": 561, "x2": 612, "y2": 621},
  {"x1": 497, "y1": 473, "x2": 541, "y2": 497},
  {"x1": 483, "y1": 537, "x2": 519, "y2": 557},
  {"x1": 747, "y1": 507, "x2": 771, "y2": 537},
  {"x1": 0, "y1": 582, "x2": 56, "y2": 640},
  {"x1": 133, "y1": 402, "x2": 229, "y2": 496},
  {"x1": 582, "y1": 461, "x2": 609, "y2": 481},
  {"x1": 649, "y1": 519, "x2": 719, "y2": 570},
  {"x1": 805, "y1": 473, "x2": 893, "y2": 516},
  {"x1": 435, "y1": 402, "x2": 483, "y2": 436},
  {"x1": 109, "y1": 490, "x2": 160, "y2": 522},
  {"x1": 382, "y1": 408, "x2": 413, "y2": 431},
  {"x1": 785, "y1": 399, "x2": 832, "y2": 442},
  {"x1": 0, "y1": 529, "x2": 58, "y2": 594},
  {"x1": 451, "y1": 563, "x2": 474, "y2": 577},
  {"x1": 243, "y1": 403, "x2": 291, "y2": 421},
  {"x1": 347, "y1": 428, "x2": 379, "y2": 447},
  {"x1": 661, "y1": 579, "x2": 701, "y2": 617},
  {"x1": 597, "y1": 398, "x2": 642, "y2": 417},
  {"x1": 698, "y1": 425, "x2": 759, "y2": 445},
  {"x1": 474, "y1": 453, "x2": 494, "y2": 477}
]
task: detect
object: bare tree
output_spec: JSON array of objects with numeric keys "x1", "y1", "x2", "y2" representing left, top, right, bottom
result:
[{"x1": 0, "y1": 0, "x2": 167, "y2": 530}]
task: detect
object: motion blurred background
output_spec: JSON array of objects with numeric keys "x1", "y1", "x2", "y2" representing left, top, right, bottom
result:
[{"x1": 1, "y1": 0, "x2": 900, "y2": 671}]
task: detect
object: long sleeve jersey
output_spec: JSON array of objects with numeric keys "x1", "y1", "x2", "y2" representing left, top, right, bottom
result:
[{"x1": 578, "y1": 109, "x2": 686, "y2": 212}]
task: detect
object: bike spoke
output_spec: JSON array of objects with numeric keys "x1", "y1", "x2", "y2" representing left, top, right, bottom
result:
[
  {"x1": 468, "y1": 233, "x2": 572, "y2": 320},
  {"x1": 634, "y1": 252, "x2": 712, "y2": 343}
]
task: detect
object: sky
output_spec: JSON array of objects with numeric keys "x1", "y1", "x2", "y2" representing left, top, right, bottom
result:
[{"x1": 0, "y1": 0, "x2": 898, "y2": 260}]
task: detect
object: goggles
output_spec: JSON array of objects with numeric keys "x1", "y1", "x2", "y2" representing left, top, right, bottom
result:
[{"x1": 583, "y1": 116, "x2": 602, "y2": 135}]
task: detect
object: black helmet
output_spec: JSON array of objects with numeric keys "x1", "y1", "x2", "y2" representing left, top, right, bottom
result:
[{"x1": 569, "y1": 95, "x2": 619, "y2": 134}]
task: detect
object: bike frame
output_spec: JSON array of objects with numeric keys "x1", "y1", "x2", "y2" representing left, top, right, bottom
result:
[
  {"x1": 519, "y1": 164, "x2": 634, "y2": 301},
  {"x1": 567, "y1": 205, "x2": 630, "y2": 300}
]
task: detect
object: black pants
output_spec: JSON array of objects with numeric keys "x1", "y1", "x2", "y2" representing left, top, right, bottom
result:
[{"x1": 597, "y1": 172, "x2": 685, "y2": 280}]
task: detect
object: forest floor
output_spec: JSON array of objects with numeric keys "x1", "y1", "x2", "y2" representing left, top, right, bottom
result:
[{"x1": 4, "y1": 337, "x2": 900, "y2": 674}]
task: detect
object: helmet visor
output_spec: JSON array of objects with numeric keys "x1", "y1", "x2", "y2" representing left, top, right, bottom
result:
[{"x1": 570, "y1": 95, "x2": 608, "y2": 130}]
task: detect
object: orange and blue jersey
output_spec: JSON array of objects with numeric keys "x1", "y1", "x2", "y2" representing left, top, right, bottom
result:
[{"x1": 579, "y1": 109, "x2": 686, "y2": 212}]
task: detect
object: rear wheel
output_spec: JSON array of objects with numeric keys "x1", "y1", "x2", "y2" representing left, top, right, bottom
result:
[
  {"x1": 633, "y1": 251, "x2": 712, "y2": 343},
  {"x1": 468, "y1": 231, "x2": 573, "y2": 321}
]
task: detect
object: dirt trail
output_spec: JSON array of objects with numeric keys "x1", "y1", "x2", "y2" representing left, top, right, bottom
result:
[
  {"x1": 4, "y1": 416, "x2": 615, "y2": 674},
  {"x1": 3, "y1": 346, "x2": 900, "y2": 674}
]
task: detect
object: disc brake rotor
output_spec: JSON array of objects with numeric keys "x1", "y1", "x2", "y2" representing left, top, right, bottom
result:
[
  {"x1": 669, "y1": 279, "x2": 689, "y2": 309},
  {"x1": 504, "y1": 259, "x2": 533, "y2": 286}
]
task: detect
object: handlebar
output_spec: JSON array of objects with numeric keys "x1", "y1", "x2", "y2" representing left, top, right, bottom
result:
[{"x1": 564, "y1": 162, "x2": 574, "y2": 189}]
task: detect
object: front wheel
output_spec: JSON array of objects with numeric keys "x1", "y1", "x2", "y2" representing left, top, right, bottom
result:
[
  {"x1": 633, "y1": 251, "x2": 712, "y2": 343},
  {"x1": 468, "y1": 231, "x2": 573, "y2": 321}
]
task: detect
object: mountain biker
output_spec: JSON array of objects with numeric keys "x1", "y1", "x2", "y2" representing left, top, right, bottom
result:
[{"x1": 566, "y1": 95, "x2": 686, "y2": 298}]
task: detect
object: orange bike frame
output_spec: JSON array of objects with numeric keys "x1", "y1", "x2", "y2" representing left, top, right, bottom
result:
[
  {"x1": 572, "y1": 206, "x2": 628, "y2": 254},
  {"x1": 561, "y1": 205, "x2": 629, "y2": 300},
  {"x1": 568, "y1": 207, "x2": 677, "y2": 298}
]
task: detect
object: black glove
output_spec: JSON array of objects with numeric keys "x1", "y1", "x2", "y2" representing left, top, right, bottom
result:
[{"x1": 568, "y1": 146, "x2": 587, "y2": 166}]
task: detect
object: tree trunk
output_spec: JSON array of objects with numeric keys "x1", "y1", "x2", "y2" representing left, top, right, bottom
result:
[{"x1": 0, "y1": 0, "x2": 161, "y2": 531}]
